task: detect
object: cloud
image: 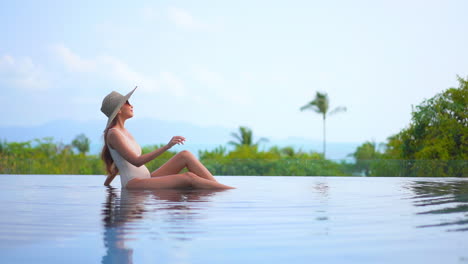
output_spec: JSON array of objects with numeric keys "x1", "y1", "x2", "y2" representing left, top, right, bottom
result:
[
  {"x1": 52, "y1": 44, "x2": 186, "y2": 96},
  {"x1": 0, "y1": 54, "x2": 50, "y2": 91},
  {"x1": 167, "y1": 7, "x2": 212, "y2": 31},
  {"x1": 53, "y1": 44, "x2": 96, "y2": 72},
  {"x1": 99, "y1": 55, "x2": 159, "y2": 93}
]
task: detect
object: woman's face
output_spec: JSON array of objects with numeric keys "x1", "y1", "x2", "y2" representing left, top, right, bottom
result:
[{"x1": 119, "y1": 100, "x2": 134, "y2": 119}]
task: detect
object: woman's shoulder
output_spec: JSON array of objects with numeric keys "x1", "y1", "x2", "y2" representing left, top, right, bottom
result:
[
  {"x1": 107, "y1": 128, "x2": 124, "y2": 146},
  {"x1": 108, "y1": 127, "x2": 121, "y2": 134},
  {"x1": 107, "y1": 128, "x2": 136, "y2": 150},
  {"x1": 107, "y1": 128, "x2": 121, "y2": 138},
  {"x1": 107, "y1": 128, "x2": 132, "y2": 142}
]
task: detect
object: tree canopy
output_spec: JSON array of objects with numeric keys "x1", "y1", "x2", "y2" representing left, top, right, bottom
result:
[
  {"x1": 388, "y1": 76, "x2": 467, "y2": 161},
  {"x1": 72, "y1": 133, "x2": 90, "y2": 155}
]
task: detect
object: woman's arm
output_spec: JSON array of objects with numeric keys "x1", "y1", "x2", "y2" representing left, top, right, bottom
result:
[
  {"x1": 107, "y1": 130, "x2": 185, "y2": 167},
  {"x1": 104, "y1": 174, "x2": 117, "y2": 186}
]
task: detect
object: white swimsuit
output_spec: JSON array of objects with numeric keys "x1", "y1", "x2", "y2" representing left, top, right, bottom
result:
[{"x1": 107, "y1": 128, "x2": 151, "y2": 187}]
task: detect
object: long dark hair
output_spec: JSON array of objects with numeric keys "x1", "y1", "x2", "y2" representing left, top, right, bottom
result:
[{"x1": 101, "y1": 118, "x2": 118, "y2": 179}]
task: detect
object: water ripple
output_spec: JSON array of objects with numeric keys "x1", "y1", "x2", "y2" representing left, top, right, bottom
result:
[{"x1": 406, "y1": 180, "x2": 468, "y2": 232}]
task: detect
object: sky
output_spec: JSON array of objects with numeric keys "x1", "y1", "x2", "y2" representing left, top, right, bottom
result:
[{"x1": 1, "y1": 0, "x2": 467, "y2": 144}]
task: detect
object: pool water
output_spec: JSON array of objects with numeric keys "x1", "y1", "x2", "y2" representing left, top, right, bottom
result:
[{"x1": 0, "y1": 175, "x2": 467, "y2": 264}]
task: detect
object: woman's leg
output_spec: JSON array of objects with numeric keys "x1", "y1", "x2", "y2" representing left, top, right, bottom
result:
[
  {"x1": 151, "y1": 150, "x2": 217, "y2": 182},
  {"x1": 127, "y1": 172, "x2": 234, "y2": 190}
]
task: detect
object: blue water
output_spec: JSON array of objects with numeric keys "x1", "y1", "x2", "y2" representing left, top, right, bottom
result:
[{"x1": 0, "y1": 175, "x2": 467, "y2": 264}]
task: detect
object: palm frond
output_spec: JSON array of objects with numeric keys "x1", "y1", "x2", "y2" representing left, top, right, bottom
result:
[
  {"x1": 300, "y1": 103, "x2": 320, "y2": 113},
  {"x1": 228, "y1": 140, "x2": 240, "y2": 147},
  {"x1": 230, "y1": 132, "x2": 243, "y2": 143},
  {"x1": 255, "y1": 137, "x2": 269, "y2": 145},
  {"x1": 239, "y1": 126, "x2": 252, "y2": 145},
  {"x1": 329, "y1": 106, "x2": 347, "y2": 116}
]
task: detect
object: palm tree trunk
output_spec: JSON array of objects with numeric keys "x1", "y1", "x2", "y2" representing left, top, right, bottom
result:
[{"x1": 323, "y1": 115, "x2": 326, "y2": 159}]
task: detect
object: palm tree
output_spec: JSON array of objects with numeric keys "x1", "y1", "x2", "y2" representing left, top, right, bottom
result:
[
  {"x1": 300, "y1": 92, "x2": 346, "y2": 158},
  {"x1": 228, "y1": 126, "x2": 268, "y2": 148}
]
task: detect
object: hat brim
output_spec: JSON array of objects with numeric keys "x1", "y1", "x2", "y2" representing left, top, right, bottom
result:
[{"x1": 104, "y1": 86, "x2": 137, "y2": 130}]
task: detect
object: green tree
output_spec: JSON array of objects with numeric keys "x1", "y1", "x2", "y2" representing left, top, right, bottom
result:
[
  {"x1": 71, "y1": 133, "x2": 90, "y2": 155},
  {"x1": 279, "y1": 146, "x2": 296, "y2": 158},
  {"x1": 0, "y1": 137, "x2": 104, "y2": 175},
  {"x1": 381, "y1": 76, "x2": 467, "y2": 176},
  {"x1": 300, "y1": 91, "x2": 346, "y2": 159},
  {"x1": 228, "y1": 126, "x2": 268, "y2": 148},
  {"x1": 0, "y1": 139, "x2": 6, "y2": 154},
  {"x1": 396, "y1": 76, "x2": 467, "y2": 160},
  {"x1": 199, "y1": 145, "x2": 227, "y2": 160},
  {"x1": 350, "y1": 141, "x2": 383, "y2": 176}
]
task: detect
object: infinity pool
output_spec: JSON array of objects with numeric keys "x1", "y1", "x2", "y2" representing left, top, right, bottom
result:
[{"x1": 0, "y1": 175, "x2": 467, "y2": 263}]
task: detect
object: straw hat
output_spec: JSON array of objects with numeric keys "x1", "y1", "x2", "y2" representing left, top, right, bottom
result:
[{"x1": 101, "y1": 86, "x2": 137, "y2": 130}]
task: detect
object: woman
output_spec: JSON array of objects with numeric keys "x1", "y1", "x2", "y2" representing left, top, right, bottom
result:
[{"x1": 100, "y1": 87, "x2": 234, "y2": 189}]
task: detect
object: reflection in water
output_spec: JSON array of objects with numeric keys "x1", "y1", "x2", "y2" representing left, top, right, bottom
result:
[
  {"x1": 101, "y1": 188, "x2": 134, "y2": 264},
  {"x1": 101, "y1": 187, "x2": 222, "y2": 264},
  {"x1": 408, "y1": 180, "x2": 468, "y2": 232},
  {"x1": 313, "y1": 180, "x2": 330, "y2": 197}
]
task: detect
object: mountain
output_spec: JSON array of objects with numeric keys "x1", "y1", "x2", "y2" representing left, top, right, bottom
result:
[
  {"x1": 0, "y1": 119, "x2": 359, "y2": 160},
  {"x1": 0, "y1": 118, "x2": 233, "y2": 153}
]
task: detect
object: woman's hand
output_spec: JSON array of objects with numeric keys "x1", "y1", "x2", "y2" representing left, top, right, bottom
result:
[{"x1": 166, "y1": 136, "x2": 186, "y2": 149}]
